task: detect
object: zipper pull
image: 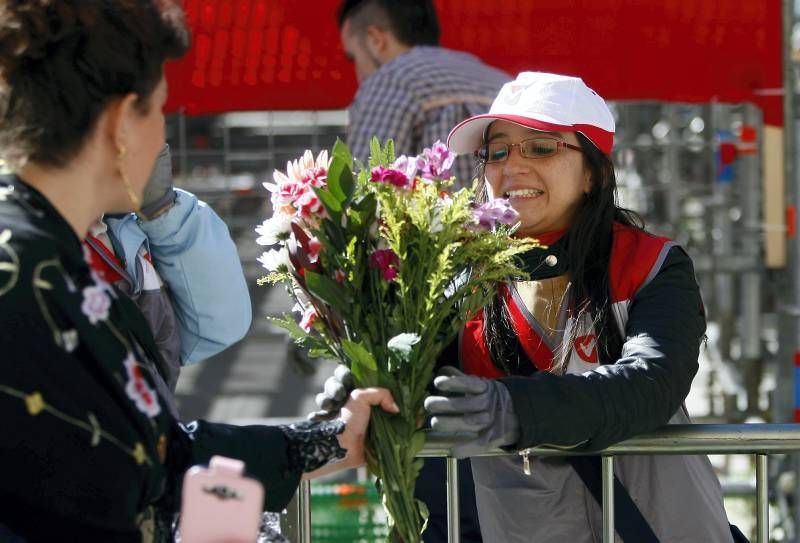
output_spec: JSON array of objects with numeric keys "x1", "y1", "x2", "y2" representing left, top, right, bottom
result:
[{"x1": 520, "y1": 449, "x2": 531, "y2": 475}]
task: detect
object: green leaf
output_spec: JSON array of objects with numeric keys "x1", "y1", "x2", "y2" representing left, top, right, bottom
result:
[
  {"x1": 267, "y1": 314, "x2": 307, "y2": 341},
  {"x1": 332, "y1": 138, "x2": 353, "y2": 167},
  {"x1": 409, "y1": 430, "x2": 425, "y2": 460},
  {"x1": 387, "y1": 333, "x2": 421, "y2": 361},
  {"x1": 369, "y1": 137, "x2": 383, "y2": 168},
  {"x1": 321, "y1": 217, "x2": 346, "y2": 252},
  {"x1": 341, "y1": 340, "x2": 378, "y2": 385},
  {"x1": 417, "y1": 498, "x2": 430, "y2": 532},
  {"x1": 331, "y1": 139, "x2": 355, "y2": 201},
  {"x1": 304, "y1": 270, "x2": 350, "y2": 313},
  {"x1": 313, "y1": 186, "x2": 342, "y2": 217},
  {"x1": 350, "y1": 193, "x2": 377, "y2": 229}
]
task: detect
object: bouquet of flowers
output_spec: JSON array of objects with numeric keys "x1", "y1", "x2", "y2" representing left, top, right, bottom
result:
[{"x1": 257, "y1": 139, "x2": 540, "y2": 542}]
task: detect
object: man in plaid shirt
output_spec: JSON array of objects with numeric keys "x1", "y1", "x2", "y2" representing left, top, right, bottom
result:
[{"x1": 339, "y1": 0, "x2": 509, "y2": 188}]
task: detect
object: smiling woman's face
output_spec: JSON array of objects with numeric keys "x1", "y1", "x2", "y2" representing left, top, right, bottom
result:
[{"x1": 483, "y1": 120, "x2": 591, "y2": 237}]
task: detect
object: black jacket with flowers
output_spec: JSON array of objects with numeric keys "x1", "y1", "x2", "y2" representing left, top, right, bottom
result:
[{"x1": 0, "y1": 176, "x2": 300, "y2": 541}]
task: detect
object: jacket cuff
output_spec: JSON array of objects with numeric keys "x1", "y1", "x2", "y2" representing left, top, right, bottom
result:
[{"x1": 498, "y1": 376, "x2": 542, "y2": 448}]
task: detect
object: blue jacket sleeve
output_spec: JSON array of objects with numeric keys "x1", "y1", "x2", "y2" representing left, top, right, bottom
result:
[{"x1": 106, "y1": 189, "x2": 252, "y2": 364}]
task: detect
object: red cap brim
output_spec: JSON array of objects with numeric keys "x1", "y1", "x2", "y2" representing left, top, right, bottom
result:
[{"x1": 447, "y1": 114, "x2": 613, "y2": 155}]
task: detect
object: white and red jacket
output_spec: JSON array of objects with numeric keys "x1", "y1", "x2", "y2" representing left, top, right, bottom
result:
[{"x1": 459, "y1": 223, "x2": 733, "y2": 543}]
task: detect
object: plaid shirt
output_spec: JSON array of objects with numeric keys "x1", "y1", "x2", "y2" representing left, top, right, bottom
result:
[{"x1": 347, "y1": 46, "x2": 510, "y2": 187}]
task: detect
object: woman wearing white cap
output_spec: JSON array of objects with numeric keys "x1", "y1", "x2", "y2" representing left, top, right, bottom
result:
[{"x1": 424, "y1": 72, "x2": 739, "y2": 542}]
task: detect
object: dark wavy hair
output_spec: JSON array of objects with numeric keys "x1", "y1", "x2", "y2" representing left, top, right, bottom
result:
[
  {"x1": 481, "y1": 132, "x2": 644, "y2": 374},
  {"x1": 0, "y1": 0, "x2": 190, "y2": 169},
  {"x1": 337, "y1": 0, "x2": 440, "y2": 46}
]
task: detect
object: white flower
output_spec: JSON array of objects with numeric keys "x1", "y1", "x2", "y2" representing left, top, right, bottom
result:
[
  {"x1": 287, "y1": 149, "x2": 329, "y2": 182},
  {"x1": 257, "y1": 247, "x2": 291, "y2": 272},
  {"x1": 255, "y1": 214, "x2": 293, "y2": 246},
  {"x1": 81, "y1": 283, "x2": 110, "y2": 324},
  {"x1": 123, "y1": 353, "x2": 161, "y2": 418}
]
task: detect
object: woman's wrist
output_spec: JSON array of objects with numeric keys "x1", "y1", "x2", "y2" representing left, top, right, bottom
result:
[{"x1": 280, "y1": 419, "x2": 347, "y2": 475}]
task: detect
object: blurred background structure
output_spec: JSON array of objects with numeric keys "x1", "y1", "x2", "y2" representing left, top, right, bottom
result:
[{"x1": 0, "y1": 0, "x2": 795, "y2": 540}]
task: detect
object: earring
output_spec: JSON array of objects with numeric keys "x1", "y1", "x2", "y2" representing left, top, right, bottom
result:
[{"x1": 116, "y1": 144, "x2": 141, "y2": 212}]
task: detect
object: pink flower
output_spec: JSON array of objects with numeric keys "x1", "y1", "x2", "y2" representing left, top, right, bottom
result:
[
  {"x1": 123, "y1": 353, "x2": 161, "y2": 418},
  {"x1": 370, "y1": 249, "x2": 400, "y2": 281},
  {"x1": 307, "y1": 236, "x2": 322, "y2": 263},
  {"x1": 370, "y1": 166, "x2": 412, "y2": 188},
  {"x1": 472, "y1": 198, "x2": 519, "y2": 229},
  {"x1": 415, "y1": 141, "x2": 456, "y2": 180},
  {"x1": 334, "y1": 269, "x2": 346, "y2": 283},
  {"x1": 263, "y1": 149, "x2": 330, "y2": 222},
  {"x1": 299, "y1": 306, "x2": 318, "y2": 332},
  {"x1": 81, "y1": 284, "x2": 110, "y2": 324},
  {"x1": 302, "y1": 166, "x2": 327, "y2": 188},
  {"x1": 296, "y1": 189, "x2": 324, "y2": 219}
]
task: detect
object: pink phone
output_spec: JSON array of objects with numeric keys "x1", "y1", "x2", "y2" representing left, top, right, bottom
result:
[{"x1": 179, "y1": 455, "x2": 265, "y2": 543}]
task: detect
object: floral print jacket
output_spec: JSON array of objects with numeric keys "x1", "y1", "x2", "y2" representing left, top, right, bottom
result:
[{"x1": 0, "y1": 176, "x2": 333, "y2": 541}]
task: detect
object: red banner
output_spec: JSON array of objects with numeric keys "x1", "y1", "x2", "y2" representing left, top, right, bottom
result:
[{"x1": 165, "y1": 0, "x2": 782, "y2": 126}]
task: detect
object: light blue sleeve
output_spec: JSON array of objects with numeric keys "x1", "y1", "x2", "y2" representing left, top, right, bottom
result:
[{"x1": 108, "y1": 189, "x2": 252, "y2": 364}]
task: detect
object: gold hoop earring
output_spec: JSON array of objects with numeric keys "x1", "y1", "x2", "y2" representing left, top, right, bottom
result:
[{"x1": 116, "y1": 144, "x2": 141, "y2": 212}]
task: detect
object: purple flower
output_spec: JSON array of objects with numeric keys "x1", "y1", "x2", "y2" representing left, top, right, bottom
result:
[
  {"x1": 370, "y1": 166, "x2": 412, "y2": 188},
  {"x1": 369, "y1": 249, "x2": 400, "y2": 281},
  {"x1": 472, "y1": 199, "x2": 519, "y2": 229},
  {"x1": 415, "y1": 141, "x2": 456, "y2": 180}
]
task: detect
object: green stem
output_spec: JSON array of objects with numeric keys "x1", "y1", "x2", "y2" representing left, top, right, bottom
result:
[{"x1": 369, "y1": 409, "x2": 424, "y2": 543}]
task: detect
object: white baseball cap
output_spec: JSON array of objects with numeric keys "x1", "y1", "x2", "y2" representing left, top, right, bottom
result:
[{"x1": 447, "y1": 71, "x2": 615, "y2": 156}]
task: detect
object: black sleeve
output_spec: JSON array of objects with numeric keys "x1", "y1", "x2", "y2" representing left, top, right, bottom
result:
[
  {"x1": 178, "y1": 420, "x2": 303, "y2": 512},
  {"x1": 499, "y1": 247, "x2": 704, "y2": 451}
]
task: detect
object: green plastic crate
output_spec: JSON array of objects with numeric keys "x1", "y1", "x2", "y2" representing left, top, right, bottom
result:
[{"x1": 310, "y1": 482, "x2": 389, "y2": 542}]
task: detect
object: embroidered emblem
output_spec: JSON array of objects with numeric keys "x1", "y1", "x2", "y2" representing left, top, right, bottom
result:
[
  {"x1": 123, "y1": 353, "x2": 161, "y2": 418},
  {"x1": 132, "y1": 442, "x2": 147, "y2": 465},
  {"x1": 25, "y1": 391, "x2": 45, "y2": 415},
  {"x1": 574, "y1": 334, "x2": 598, "y2": 363},
  {"x1": 81, "y1": 283, "x2": 111, "y2": 324},
  {"x1": 157, "y1": 434, "x2": 167, "y2": 464},
  {"x1": 58, "y1": 329, "x2": 79, "y2": 352}
]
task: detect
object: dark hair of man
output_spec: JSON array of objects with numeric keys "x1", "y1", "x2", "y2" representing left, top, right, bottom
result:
[
  {"x1": 481, "y1": 133, "x2": 644, "y2": 375},
  {"x1": 337, "y1": 0, "x2": 440, "y2": 46},
  {"x1": 0, "y1": 0, "x2": 190, "y2": 169}
]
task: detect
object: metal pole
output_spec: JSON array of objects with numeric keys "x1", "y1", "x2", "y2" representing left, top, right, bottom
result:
[
  {"x1": 756, "y1": 454, "x2": 769, "y2": 543},
  {"x1": 446, "y1": 457, "x2": 460, "y2": 543},
  {"x1": 740, "y1": 104, "x2": 763, "y2": 413},
  {"x1": 298, "y1": 479, "x2": 311, "y2": 543},
  {"x1": 602, "y1": 456, "x2": 614, "y2": 543},
  {"x1": 781, "y1": 1, "x2": 800, "y2": 540}
]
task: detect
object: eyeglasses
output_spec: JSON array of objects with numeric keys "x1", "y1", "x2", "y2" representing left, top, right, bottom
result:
[{"x1": 475, "y1": 137, "x2": 584, "y2": 164}]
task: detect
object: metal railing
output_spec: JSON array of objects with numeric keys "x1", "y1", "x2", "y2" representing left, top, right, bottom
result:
[{"x1": 296, "y1": 424, "x2": 800, "y2": 543}]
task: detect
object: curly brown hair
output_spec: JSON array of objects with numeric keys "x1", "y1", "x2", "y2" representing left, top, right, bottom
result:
[{"x1": 0, "y1": 0, "x2": 190, "y2": 169}]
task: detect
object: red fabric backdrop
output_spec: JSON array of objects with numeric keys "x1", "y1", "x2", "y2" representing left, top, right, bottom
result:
[{"x1": 164, "y1": 0, "x2": 783, "y2": 126}]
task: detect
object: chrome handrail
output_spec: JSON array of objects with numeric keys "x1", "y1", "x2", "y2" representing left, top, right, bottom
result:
[{"x1": 298, "y1": 424, "x2": 800, "y2": 543}]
